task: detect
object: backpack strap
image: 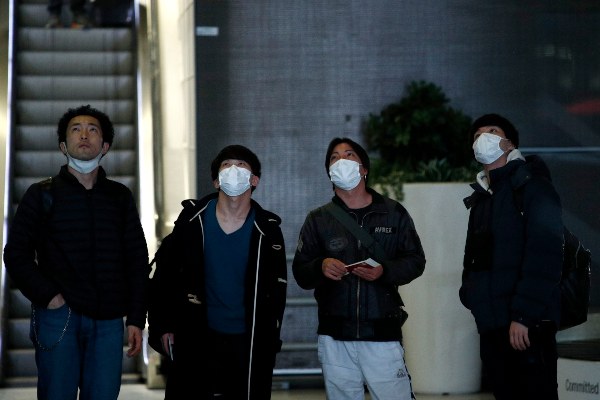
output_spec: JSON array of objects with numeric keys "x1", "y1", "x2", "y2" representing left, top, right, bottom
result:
[
  {"x1": 324, "y1": 202, "x2": 387, "y2": 261},
  {"x1": 511, "y1": 155, "x2": 553, "y2": 213},
  {"x1": 511, "y1": 164, "x2": 531, "y2": 214},
  {"x1": 149, "y1": 199, "x2": 203, "y2": 269},
  {"x1": 39, "y1": 177, "x2": 54, "y2": 219}
]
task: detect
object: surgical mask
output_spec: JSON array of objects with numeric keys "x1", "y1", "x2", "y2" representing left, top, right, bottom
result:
[
  {"x1": 62, "y1": 144, "x2": 103, "y2": 174},
  {"x1": 329, "y1": 159, "x2": 362, "y2": 191},
  {"x1": 218, "y1": 165, "x2": 252, "y2": 197},
  {"x1": 473, "y1": 132, "x2": 505, "y2": 164}
]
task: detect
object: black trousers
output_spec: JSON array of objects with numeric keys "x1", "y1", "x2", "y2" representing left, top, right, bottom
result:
[
  {"x1": 205, "y1": 329, "x2": 249, "y2": 399},
  {"x1": 480, "y1": 322, "x2": 558, "y2": 400},
  {"x1": 163, "y1": 326, "x2": 277, "y2": 400}
]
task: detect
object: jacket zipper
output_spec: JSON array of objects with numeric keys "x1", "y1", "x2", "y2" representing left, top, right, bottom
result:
[{"x1": 353, "y1": 210, "x2": 377, "y2": 338}]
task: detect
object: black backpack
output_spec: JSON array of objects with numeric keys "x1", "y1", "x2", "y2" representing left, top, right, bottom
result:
[
  {"x1": 559, "y1": 228, "x2": 592, "y2": 330},
  {"x1": 147, "y1": 199, "x2": 200, "y2": 355},
  {"x1": 512, "y1": 155, "x2": 592, "y2": 331}
]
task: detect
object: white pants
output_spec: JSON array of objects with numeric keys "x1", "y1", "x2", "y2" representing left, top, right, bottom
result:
[{"x1": 318, "y1": 335, "x2": 415, "y2": 400}]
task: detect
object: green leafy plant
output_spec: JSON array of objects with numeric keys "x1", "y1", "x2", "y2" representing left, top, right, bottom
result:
[{"x1": 363, "y1": 80, "x2": 479, "y2": 199}]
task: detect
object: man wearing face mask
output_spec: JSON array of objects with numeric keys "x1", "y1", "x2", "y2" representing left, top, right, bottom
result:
[
  {"x1": 460, "y1": 114, "x2": 563, "y2": 399},
  {"x1": 147, "y1": 145, "x2": 287, "y2": 399},
  {"x1": 292, "y1": 137, "x2": 425, "y2": 400},
  {"x1": 3, "y1": 105, "x2": 149, "y2": 399}
]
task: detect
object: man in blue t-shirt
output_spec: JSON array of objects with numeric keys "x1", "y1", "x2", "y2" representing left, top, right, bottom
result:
[{"x1": 148, "y1": 145, "x2": 288, "y2": 399}]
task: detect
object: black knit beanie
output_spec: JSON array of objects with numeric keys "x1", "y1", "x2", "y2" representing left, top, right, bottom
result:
[{"x1": 469, "y1": 114, "x2": 519, "y2": 148}]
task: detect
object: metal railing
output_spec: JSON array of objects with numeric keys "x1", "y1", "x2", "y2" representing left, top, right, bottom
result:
[{"x1": 0, "y1": 0, "x2": 18, "y2": 386}]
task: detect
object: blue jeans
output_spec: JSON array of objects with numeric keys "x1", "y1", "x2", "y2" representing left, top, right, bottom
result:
[{"x1": 30, "y1": 304, "x2": 125, "y2": 400}]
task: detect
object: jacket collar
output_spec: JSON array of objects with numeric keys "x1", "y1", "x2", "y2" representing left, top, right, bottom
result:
[
  {"x1": 187, "y1": 192, "x2": 281, "y2": 227},
  {"x1": 59, "y1": 164, "x2": 107, "y2": 186},
  {"x1": 331, "y1": 187, "x2": 388, "y2": 213},
  {"x1": 464, "y1": 150, "x2": 526, "y2": 209},
  {"x1": 470, "y1": 149, "x2": 525, "y2": 192}
]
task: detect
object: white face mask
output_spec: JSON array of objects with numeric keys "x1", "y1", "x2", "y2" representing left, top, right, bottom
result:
[
  {"x1": 218, "y1": 165, "x2": 252, "y2": 197},
  {"x1": 62, "y1": 143, "x2": 103, "y2": 174},
  {"x1": 329, "y1": 159, "x2": 362, "y2": 191},
  {"x1": 473, "y1": 132, "x2": 506, "y2": 164}
]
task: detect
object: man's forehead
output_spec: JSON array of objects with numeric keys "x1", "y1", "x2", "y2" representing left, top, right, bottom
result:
[
  {"x1": 68, "y1": 115, "x2": 100, "y2": 126},
  {"x1": 476, "y1": 125, "x2": 502, "y2": 131},
  {"x1": 332, "y1": 146, "x2": 356, "y2": 155}
]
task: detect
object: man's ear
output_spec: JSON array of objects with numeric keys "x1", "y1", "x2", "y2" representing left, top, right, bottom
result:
[
  {"x1": 59, "y1": 142, "x2": 67, "y2": 155},
  {"x1": 504, "y1": 139, "x2": 516, "y2": 152},
  {"x1": 101, "y1": 142, "x2": 110, "y2": 155},
  {"x1": 360, "y1": 165, "x2": 368, "y2": 178},
  {"x1": 251, "y1": 175, "x2": 260, "y2": 188}
]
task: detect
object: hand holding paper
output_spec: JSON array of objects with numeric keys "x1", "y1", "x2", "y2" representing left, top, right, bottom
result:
[{"x1": 345, "y1": 258, "x2": 381, "y2": 273}]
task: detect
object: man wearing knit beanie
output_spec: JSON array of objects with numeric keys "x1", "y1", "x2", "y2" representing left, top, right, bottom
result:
[
  {"x1": 460, "y1": 114, "x2": 563, "y2": 399},
  {"x1": 469, "y1": 113, "x2": 520, "y2": 148}
]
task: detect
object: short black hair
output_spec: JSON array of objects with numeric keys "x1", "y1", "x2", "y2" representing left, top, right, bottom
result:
[
  {"x1": 324, "y1": 137, "x2": 370, "y2": 176},
  {"x1": 57, "y1": 104, "x2": 115, "y2": 146},
  {"x1": 210, "y1": 145, "x2": 262, "y2": 181}
]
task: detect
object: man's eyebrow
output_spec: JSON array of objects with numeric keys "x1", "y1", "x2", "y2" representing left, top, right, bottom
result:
[{"x1": 69, "y1": 121, "x2": 99, "y2": 127}]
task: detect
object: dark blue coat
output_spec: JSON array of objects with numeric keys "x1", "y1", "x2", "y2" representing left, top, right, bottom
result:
[{"x1": 460, "y1": 157, "x2": 563, "y2": 332}]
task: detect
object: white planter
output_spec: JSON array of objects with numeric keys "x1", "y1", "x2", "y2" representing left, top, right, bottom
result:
[{"x1": 397, "y1": 183, "x2": 482, "y2": 394}]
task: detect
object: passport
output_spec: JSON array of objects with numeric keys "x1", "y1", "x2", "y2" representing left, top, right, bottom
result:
[{"x1": 345, "y1": 258, "x2": 380, "y2": 272}]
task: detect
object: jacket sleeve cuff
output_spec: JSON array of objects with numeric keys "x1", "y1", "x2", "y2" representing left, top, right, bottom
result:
[{"x1": 513, "y1": 314, "x2": 536, "y2": 328}]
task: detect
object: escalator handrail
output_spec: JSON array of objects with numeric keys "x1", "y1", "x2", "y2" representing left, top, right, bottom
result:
[{"x1": 1, "y1": 0, "x2": 19, "y2": 387}]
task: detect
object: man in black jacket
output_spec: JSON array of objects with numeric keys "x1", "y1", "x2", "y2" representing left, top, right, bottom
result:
[
  {"x1": 147, "y1": 145, "x2": 287, "y2": 399},
  {"x1": 4, "y1": 105, "x2": 149, "y2": 400},
  {"x1": 460, "y1": 114, "x2": 563, "y2": 399},
  {"x1": 293, "y1": 137, "x2": 425, "y2": 400}
]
